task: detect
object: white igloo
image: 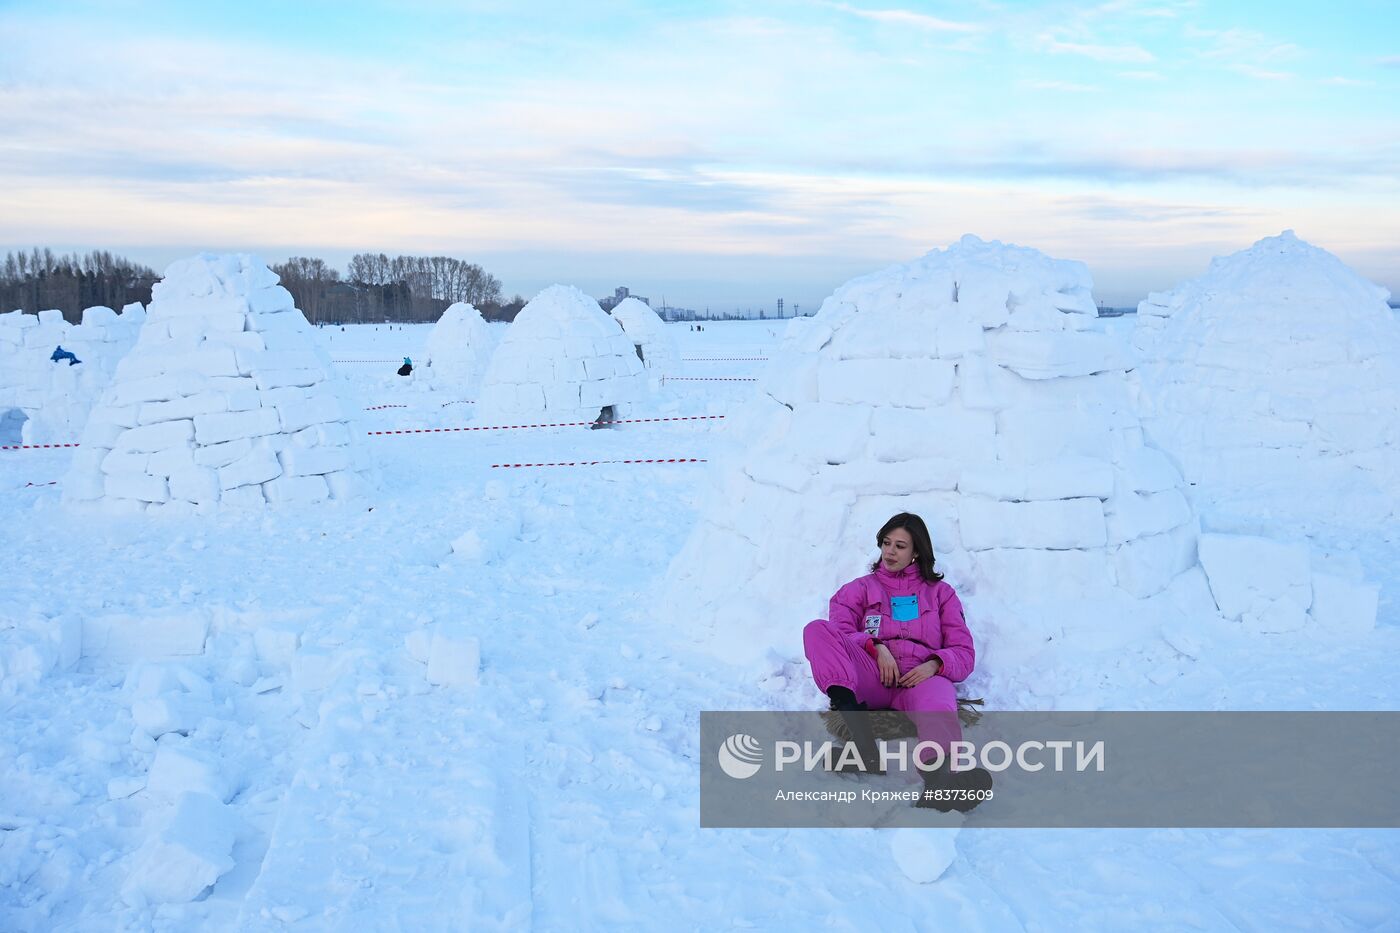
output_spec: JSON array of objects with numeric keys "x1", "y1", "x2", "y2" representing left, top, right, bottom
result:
[
  {"x1": 664, "y1": 235, "x2": 1217, "y2": 673},
  {"x1": 610, "y1": 296, "x2": 680, "y2": 375},
  {"x1": 1, "y1": 308, "x2": 68, "y2": 444},
  {"x1": 422, "y1": 301, "x2": 496, "y2": 393},
  {"x1": 476, "y1": 285, "x2": 646, "y2": 422},
  {"x1": 1134, "y1": 231, "x2": 1400, "y2": 534},
  {"x1": 64, "y1": 253, "x2": 373, "y2": 512},
  {"x1": 18, "y1": 303, "x2": 146, "y2": 445}
]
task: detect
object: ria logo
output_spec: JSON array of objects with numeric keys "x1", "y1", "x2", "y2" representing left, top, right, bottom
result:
[{"x1": 718, "y1": 733, "x2": 763, "y2": 779}]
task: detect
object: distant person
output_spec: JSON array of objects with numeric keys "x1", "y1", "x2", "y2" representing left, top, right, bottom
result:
[
  {"x1": 50, "y1": 346, "x2": 81, "y2": 366},
  {"x1": 397, "y1": 357, "x2": 413, "y2": 377},
  {"x1": 803, "y1": 512, "x2": 992, "y2": 812}
]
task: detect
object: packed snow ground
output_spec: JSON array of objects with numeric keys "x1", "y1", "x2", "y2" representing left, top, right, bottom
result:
[{"x1": 3, "y1": 320, "x2": 1400, "y2": 931}]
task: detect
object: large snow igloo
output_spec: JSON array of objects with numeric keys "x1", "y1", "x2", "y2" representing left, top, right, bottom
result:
[
  {"x1": 422, "y1": 301, "x2": 496, "y2": 394},
  {"x1": 64, "y1": 253, "x2": 373, "y2": 512},
  {"x1": 610, "y1": 296, "x2": 680, "y2": 375},
  {"x1": 476, "y1": 285, "x2": 646, "y2": 422},
  {"x1": 664, "y1": 235, "x2": 1213, "y2": 671},
  {"x1": 1133, "y1": 231, "x2": 1400, "y2": 534}
]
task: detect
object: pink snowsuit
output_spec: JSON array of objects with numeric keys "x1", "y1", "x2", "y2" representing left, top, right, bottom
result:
[{"x1": 803, "y1": 562, "x2": 974, "y2": 765}]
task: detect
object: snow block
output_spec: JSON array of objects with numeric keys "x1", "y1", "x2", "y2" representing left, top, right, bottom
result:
[
  {"x1": 987, "y1": 330, "x2": 1132, "y2": 379},
  {"x1": 146, "y1": 740, "x2": 236, "y2": 802},
  {"x1": 115, "y1": 419, "x2": 195, "y2": 453},
  {"x1": 120, "y1": 792, "x2": 238, "y2": 906},
  {"x1": 276, "y1": 394, "x2": 343, "y2": 432},
  {"x1": 958, "y1": 497, "x2": 1107, "y2": 550},
  {"x1": 82, "y1": 611, "x2": 210, "y2": 663},
  {"x1": 218, "y1": 442, "x2": 282, "y2": 491},
  {"x1": 1198, "y1": 533, "x2": 1312, "y2": 621},
  {"x1": 277, "y1": 446, "x2": 351, "y2": 477},
  {"x1": 194, "y1": 408, "x2": 281, "y2": 446},
  {"x1": 426, "y1": 625, "x2": 481, "y2": 688},
  {"x1": 959, "y1": 457, "x2": 1115, "y2": 501},
  {"x1": 816, "y1": 358, "x2": 955, "y2": 408},
  {"x1": 1308, "y1": 572, "x2": 1379, "y2": 636}
]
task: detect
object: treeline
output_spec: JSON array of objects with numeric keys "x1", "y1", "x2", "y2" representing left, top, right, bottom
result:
[
  {"x1": 2, "y1": 248, "x2": 525, "y2": 324},
  {"x1": 273, "y1": 254, "x2": 524, "y2": 324},
  {"x1": 0, "y1": 249, "x2": 158, "y2": 323}
]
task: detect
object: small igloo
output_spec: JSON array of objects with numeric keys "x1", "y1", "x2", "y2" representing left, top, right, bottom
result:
[
  {"x1": 664, "y1": 235, "x2": 1213, "y2": 671},
  {"x1": 1134, "y1": 231, "x2": 1400, "y2": 533},
  {"x1": 422, "y1": 301, "x2": 496, "y2": 393},
  {"x1": 64, "y1": 253, "x2": 373, "y2": 512},
  {"x1": 476, "y1": 285, "x2": 646, "y2": 422},
  {"x1": 20, "y1": 303, "x2": 146, "y2": 445},
  {"x1": 610, "y1": 296, "x2": 680, "y2": 374}
]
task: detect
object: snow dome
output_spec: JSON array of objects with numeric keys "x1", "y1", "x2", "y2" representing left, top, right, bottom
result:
[
  {"x1": 476, "y1": 285, "x2": 646, "y2": 421},
  {"x1": 610, "y1": 296, "x2": 680, "y2": 375},
  {"x1": 1133, "y1": 231, "x2": 1400, "y2": 533},
  {"x1": 422, "y1": 301, "x2": 496, "y2": 392},
  {"x1": 1, "y1": 304, "x2": 141, "y2": 445},
  {"x1": 63, "y1": 254, "x2": 373, "y2": 511},
  {"x1": 664, "y1": 235, "x2": 1214, "y2": 671}
]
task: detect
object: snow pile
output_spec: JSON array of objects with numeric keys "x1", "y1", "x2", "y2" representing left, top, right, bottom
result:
[
  {"x1": 665, "y1": 235, "x2": 1213, "y2": 674},
  {"x1": 477, "y1": 285, "x2": 646, "y2": 420},
  {"x1": 1134, "y1": 231, "x2": 1400, "y2": 533},
  {"x1": 610, "y1": 296, "x2": 680, "y2": 376},
  {"x1": 63, "y1": 254, "x2": 373, "y2": 512},
  {"x1": 421, "y1": 301, "x2": 496, "y2": 393}
]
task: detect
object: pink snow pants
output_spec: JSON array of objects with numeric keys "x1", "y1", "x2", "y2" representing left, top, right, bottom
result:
[{"x1": 803, "y1": 619, "x2": 962, "y2": 767}]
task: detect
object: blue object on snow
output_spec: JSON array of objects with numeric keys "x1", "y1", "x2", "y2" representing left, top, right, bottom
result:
[{"x1": 51, "y1": 346, "x2": 81, "y2": 366}]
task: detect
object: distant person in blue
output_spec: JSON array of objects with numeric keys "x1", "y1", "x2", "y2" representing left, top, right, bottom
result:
[
  {"x1": 397, "y1": 357, "x2": 413, "y2": 376},
  {"x1": 50, "y1": 346, "x2": 81, "y2": 366}
]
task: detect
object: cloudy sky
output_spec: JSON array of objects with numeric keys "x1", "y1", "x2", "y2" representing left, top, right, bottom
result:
[{"x1": 1, "y1": 0, "x2": 1395, "y2": 310}]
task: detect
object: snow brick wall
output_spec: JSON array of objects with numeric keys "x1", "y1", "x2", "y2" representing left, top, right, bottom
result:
[
  {"x1": 665, "y1": 235, "x2": 1215, "y2": 669},
  {"x1": 422, "y1": 301, "x2": 496, "y2": 393},
  {"x1": 610, "y1": 296, "x2": 680, "y2": 376},
  {"x1": 17, "y1": 303, "x2": 146, "y2": 445},
  {"x1": 477, "y1": 285, "x2": 646, "y2": 421},
  {"x1": 1133, "y1": 230, "x2": 1400, "y2": 534},
  {"x1": 63, "y1": 254, "x2": 372, "y2": 512}
]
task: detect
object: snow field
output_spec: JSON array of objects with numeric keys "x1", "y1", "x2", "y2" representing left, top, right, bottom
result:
[{"x1": 1, "y1": 264, "x2": 1399, "y2": 929}]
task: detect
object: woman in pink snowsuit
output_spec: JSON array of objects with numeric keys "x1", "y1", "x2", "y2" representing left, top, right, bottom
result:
[{"x1": 803, "y1": 512, "x2": 990, "y2": 809}]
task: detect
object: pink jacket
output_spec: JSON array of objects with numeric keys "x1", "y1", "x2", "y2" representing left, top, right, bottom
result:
[{"x1": 827, "y1": 563, "x2": 975, "y2": 683}]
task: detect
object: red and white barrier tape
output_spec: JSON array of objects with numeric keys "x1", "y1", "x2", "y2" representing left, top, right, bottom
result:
[
  {"x1": 368, "y1": 414, "x2": 724, "y2": 436},
  {"x1": 0, "y1": 442, "x2": 81, "y2": 451},
  {"x1": 333, "y1": 359, "x2": 403, "y2": 363},
  {"x1": 364, "y1": 404, "x2": 409, "y2": 411},
  {"x1": 492, "y1": 458, "x2": 707, "y2": 469},
  {"x1": 663, "y1": 376, "x2": 758, "y2": 382},
  {"x1": 441, "y1": 400, "x2": 475, "y2": 406},
  {"x1": 681, "y1": 357, "x2": 768, "y2": 361}
]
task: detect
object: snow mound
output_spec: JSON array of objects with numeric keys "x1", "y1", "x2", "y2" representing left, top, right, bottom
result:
[
  {"x1": 610, "y1": 296, "x2": 680, "y2": 375},
  {"x1": 477, "y1": 285, "x2": 646, "y2": 420},
  {"x1": 63, "y1": 253, "x2": 374, "y2": 512},
  {"x1": 890, "y1": 826, "x2": 959, "y2": 883},
  {"x1": 664, "y1": 235, "x2": 1214, "y2": 674},
  {"x1": 0, "y1": 304, "x2": 144, "y2": 446},
  {"x1": 1134, "y1": 231, "x2": 1400, "y2": 534},
  {"x1": 422, "y1": 301, "x2": 496, "y2": 392}
]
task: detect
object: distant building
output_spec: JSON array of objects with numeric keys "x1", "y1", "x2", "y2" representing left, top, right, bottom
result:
[{"x1": 599, "y1": 286, "x2": 650, "y2": 312}]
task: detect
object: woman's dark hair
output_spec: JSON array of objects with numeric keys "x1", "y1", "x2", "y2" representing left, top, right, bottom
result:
[{"x1": 871, "y1": 512, "x2": 944, "y2": 583}]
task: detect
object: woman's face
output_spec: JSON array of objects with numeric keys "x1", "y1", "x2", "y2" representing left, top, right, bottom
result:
[{"x1": 879, "y1": 528, "x2": 916, "y2": 572}]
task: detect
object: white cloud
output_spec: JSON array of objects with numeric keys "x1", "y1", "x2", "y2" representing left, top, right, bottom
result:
[
  {"x1": 1038, "y1": 34, "x2": 1155, "y2": 63},
  {"x1": 824, "y1": 2, "x2": 980, "y2": 33},
  {"x1": 1021, "y1": 79, "x2": 1099, "y2": 93},
  {"x1": 1230, "y1": 64, "x2": 1294, "y2": 81}
]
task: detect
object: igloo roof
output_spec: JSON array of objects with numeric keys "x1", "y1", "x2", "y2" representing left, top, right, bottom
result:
[{"x1": 611, "y1": 297, "x2": 665, "y2": 336}]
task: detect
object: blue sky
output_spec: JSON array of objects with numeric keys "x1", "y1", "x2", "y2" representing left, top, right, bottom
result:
[{"x1": 1, "y1": 0, "x2": 1396, "y2": 309}]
